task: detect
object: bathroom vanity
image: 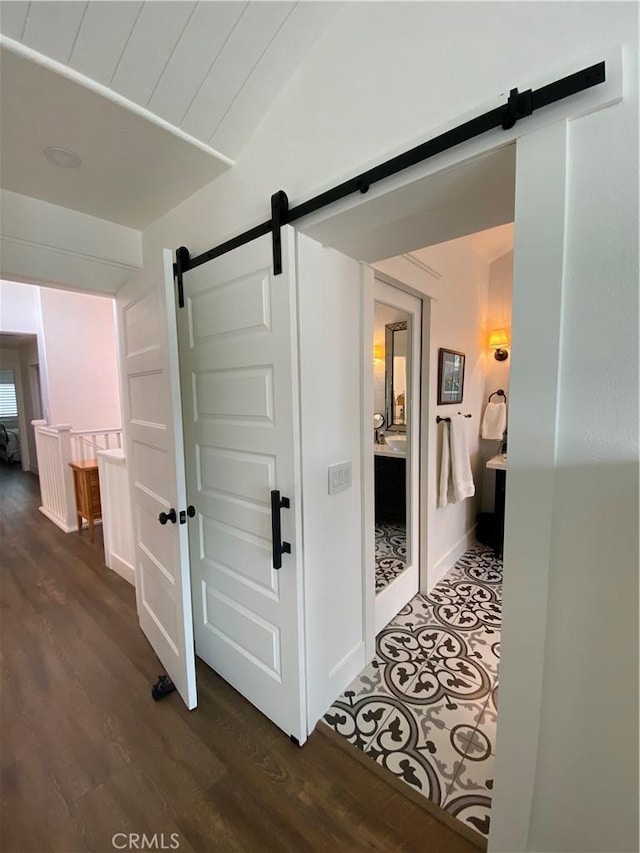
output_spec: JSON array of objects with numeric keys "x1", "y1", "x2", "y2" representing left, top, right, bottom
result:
[
  {"x1": 486, "y1": 453, "x2": 507, "y2": 559},
  {"x1": 374, "y1": 442, "x2": 406, "y2": 521}
]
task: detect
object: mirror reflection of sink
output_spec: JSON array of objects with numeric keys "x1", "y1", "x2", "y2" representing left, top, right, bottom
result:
[{"x1": 384, "y1": 434, "x2": 407, "y2": 452}]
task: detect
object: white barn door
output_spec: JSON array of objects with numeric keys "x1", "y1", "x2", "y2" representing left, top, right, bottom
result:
[
  {"x1": 177, "y1": 227, "x2": 307, "y2": 742},
  {"x1": 116, "y1": 251, "x2": 197, "y2": 710}
]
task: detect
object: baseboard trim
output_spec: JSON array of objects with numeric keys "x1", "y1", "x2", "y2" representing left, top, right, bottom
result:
[
  {"x1": 109, "y1": 553, "x2": 135, "y2": 587},
  {"x1": 39, "y1": 507, "x2": 103, "y2": 535},
  {"x1": 39, "y1": 506, "x2": 75, "y2": 533},
  {"x1": 430, "y1": 524, "x2": 477, "y2": 588},
  {"x1": 308, "y1": 640, "x2": 366, "y2": 733},
  {"x1": 375, "y1": 562, "x2": 418, "y2": 634},
  {"x1": 328, "y1": 639, "x2": 364, "y2": 681},
  {"x1": 318, "y1": 724, "x2": 487, "y2": 850}
]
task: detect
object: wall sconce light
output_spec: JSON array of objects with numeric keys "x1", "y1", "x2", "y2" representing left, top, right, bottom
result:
[
  {"x1": 489, "y1": 328, "x2": 510, "y2": 361},
  {"x1": 373, "y1": 343, "x2": 385, "y2": 363}
]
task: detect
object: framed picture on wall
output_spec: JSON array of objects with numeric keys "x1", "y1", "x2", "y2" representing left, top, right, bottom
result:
[{"x1": 437, "y1": 348, "x2": 466, "y2": 405}]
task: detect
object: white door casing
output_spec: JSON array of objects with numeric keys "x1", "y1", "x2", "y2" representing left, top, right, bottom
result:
[
  {"x1": 177, "y1": 227, "x2": 307, "y2": 742},
  {"x1": 116, "y1": 251, "x2": 197, "y2": 710},
  {"x1": 373, "y1": 279, "x2": 422, "y2": 634}
]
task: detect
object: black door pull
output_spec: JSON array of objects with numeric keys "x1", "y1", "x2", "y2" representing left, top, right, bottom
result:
[
  {"x1": 270, "y1": 490, "x2": 291, "y2": 570},
  {"x1": 158, "y1": 508, "x2": 177, "y2": 525}
]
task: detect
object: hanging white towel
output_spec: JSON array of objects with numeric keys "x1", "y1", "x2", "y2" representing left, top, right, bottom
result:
[
  {"x1": 449, "y1": 414, "x2": 475, "y2": 501},
  {"x1": 481, "y1": 401, "x2": 507, "y2": 440},
  {"x1": 438, "y1": 421, "x2": 451, "y2": 507}
]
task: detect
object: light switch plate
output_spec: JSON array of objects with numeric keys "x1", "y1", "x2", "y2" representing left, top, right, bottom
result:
[{"x1": 328, "y1": 461, "x2": 352, "y2": 494}]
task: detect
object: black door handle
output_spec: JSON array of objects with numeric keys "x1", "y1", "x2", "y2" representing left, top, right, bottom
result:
[
  {"x1": 158, "y1": 508, "x2": 177, "y2": 525},
  {"x1": 270, "y1": 490, "x2": 291, "y2": 570}
]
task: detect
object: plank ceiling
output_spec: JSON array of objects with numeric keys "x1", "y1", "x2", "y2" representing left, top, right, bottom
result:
[
  {"x1": 0, "y1": 1, "x2": 336, "y2": 158},
  {"x1": 0, "y1": 0, "x2": 340, "y2": 228}
]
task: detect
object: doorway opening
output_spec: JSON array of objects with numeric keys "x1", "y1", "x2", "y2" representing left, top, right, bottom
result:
[
  {"x1": 0, "y1": 332, "x2": 41, "y2": 474},
  {"x1": 316, "y1": 142, "x2": 515, "y2": 840}
]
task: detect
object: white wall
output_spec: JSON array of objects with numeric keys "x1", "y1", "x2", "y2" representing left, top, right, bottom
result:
[
  {"x1": 482, "y1": 251, "x2": 513, "y2": 510},
  {"x1": 138, "y1": 4, "x2": 638, "y2": 850},
  {"x1": 296, "y1": 234, "x2": 365, "y2": 729},
  {"x1": 141, "y1": 3, "x2": 630, "y2": 262},
  {"x1": 2, "y1": 280, "x2": 122, "y2": 432},
  {"x1": 1, "y1": 190, "x2": 142, "y2": 295},
  {"x1": 484, "y1": 252, "x2": 513, "y2": 401},
  {"x1": 0, "y1": 279, "x2": 40, "y2": 333},
  {"x1": 39, "y1": 287, "x2": 121, "y2": 431},
  {"x1": 526, "y1": 95, "x2": 638, "y2": 851},
  {"x1": 375, "y1": 237, "x2": 490, "y2": 587}
]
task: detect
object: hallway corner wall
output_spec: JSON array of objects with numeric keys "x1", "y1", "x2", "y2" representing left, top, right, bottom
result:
[{"x1": 39, "y1": 287, "x2": 121, "y2": 431}]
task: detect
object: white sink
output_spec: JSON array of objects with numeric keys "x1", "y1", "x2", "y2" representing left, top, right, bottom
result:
[
  {"x1": 486, "y1": 453, "x2": 507, "y2": 471},
  {"x1": 384, "y1": 434, "x2": 407, "y2": 453}
]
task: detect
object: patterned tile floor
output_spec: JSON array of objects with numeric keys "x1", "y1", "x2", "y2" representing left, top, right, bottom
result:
[
  {"x1": 323, "y1": 543, "x2": 501, "y2": 838},
  {"x1": 375, "y1": 519, "x2": 407, "y2": 593}
]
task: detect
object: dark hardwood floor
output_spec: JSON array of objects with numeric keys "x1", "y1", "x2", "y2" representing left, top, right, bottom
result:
[{"x1": 1, "y1": 464, "x2": 481, "y2": 853}]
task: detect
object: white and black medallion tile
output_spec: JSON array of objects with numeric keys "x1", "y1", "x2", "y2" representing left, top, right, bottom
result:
[
  {"x1": 375, "y1": 519, "x2": 407, "y2": 593},
  {"x1": 323, "y1": 543, "x2": 502, "y2": 839}
]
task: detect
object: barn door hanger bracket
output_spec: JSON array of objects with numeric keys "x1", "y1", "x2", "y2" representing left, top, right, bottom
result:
[
  {"x1": 271, "y1": 190, "x2": 289, "y2": 275},
  {"x1": 174, "y1": 246, "x2": 191, "y2": 308},
  {"x1": 171, "y1": 193, "x2": 287, "y2": 306},
  {"x1": 501, "y1": 88, "x2": 533, "y2": 129}
]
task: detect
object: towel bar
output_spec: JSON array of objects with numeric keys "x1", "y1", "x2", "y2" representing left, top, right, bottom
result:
[{"x1": 436, "y1": 413, "x2": 472, "y2": 423}]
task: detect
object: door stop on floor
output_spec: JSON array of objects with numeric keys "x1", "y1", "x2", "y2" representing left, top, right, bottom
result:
[{"x1": 151, "y1": 674, "x2": 176, "y2": 701}]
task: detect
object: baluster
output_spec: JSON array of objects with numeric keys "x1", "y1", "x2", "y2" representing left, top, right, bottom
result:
[
  {"x1": 43, "y1": 437, "x2": 52, "y2": 513},
  {"x1": 45, "y1": 433, "x2": 57, "y2": 517},
  {"x1": 46, "y1": 436, "x2": 56, "y2": 514},
  {"x1": 41, "y1": 434, "x2": 53, "y2": 513},
  {"x1": 50, "y1": 432, "x2": 62, "y2": 519},
  {"x1": 57, "y1": 431, "x2": 67, "y2": 520},
  {"x1": 56, "y1": 426, "x2": 75, "y2": 529}
]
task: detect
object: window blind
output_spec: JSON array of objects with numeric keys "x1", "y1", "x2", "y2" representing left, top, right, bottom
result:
[{"x1": 0, "y1": 369, "x2": 18, "y2": 418}]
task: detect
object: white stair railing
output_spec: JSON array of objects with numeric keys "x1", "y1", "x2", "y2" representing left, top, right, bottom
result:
[
  {"x1": 32, "y1": 420, "x2": 77, "y2": 532},
  {"x1": 70, "y1": 428, "x2": 123, "y2": 462},
  {"x1": 32, "y1": 421, "x2": 124, "y2": 533}
]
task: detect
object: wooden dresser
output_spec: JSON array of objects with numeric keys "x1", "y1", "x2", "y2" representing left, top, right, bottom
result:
[{"x1": 69, "y1": 459, "x2": 102, "y2": 541}]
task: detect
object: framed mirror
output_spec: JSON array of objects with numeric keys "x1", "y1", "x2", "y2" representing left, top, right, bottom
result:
[{"x1": 385, "y1": 321, "x2": 408, "y2": 430}]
